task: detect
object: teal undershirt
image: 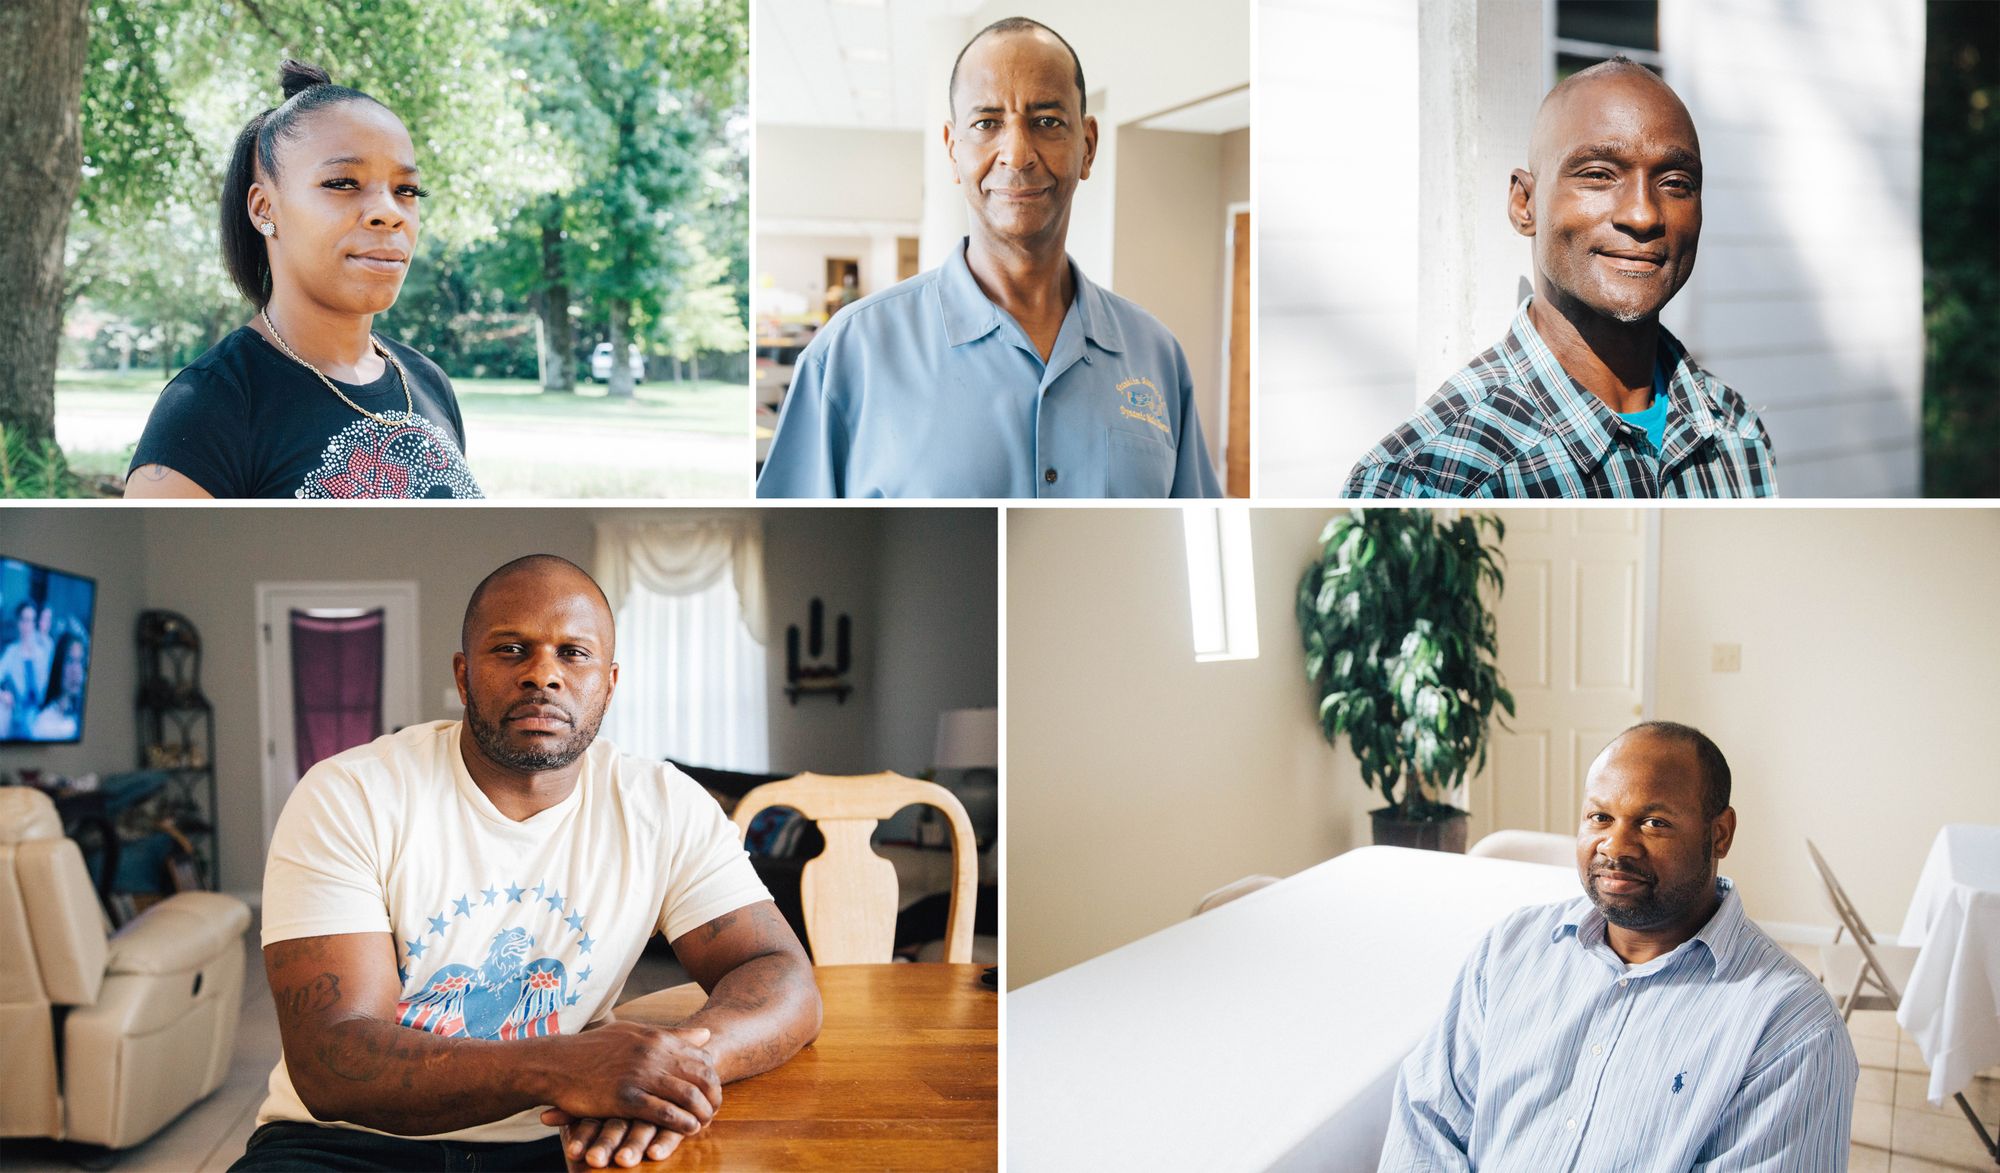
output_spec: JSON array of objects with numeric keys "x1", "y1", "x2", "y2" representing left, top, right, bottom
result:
[{"x1": 1616, "y1": 363, "x2": 1670, "y2": 455}]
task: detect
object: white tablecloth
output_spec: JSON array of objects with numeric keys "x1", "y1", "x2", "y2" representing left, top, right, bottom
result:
[
  {"x1": 1007, "y1": 845, "x2": 1580, "y2": 1172},
  {"x1": 1896, "y1": 823, "x2": 2000, "y2": 1104}
]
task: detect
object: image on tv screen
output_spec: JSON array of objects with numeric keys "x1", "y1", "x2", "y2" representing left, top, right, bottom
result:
[{"x1": 1, "y1": 557, "x2": 97, "y2": 745}]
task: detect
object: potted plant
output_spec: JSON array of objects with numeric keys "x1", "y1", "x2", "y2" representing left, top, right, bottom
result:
[{"x1": 1296, "y1": 509, "x2": 1513, "y2": 853}]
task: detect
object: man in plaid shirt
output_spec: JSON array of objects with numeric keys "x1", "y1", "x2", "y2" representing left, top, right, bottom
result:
[{"x1": 1347, "y1": 57, "x2": 1776, "y2": 499}]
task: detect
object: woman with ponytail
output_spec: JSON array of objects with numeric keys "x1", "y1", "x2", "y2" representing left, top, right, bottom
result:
[{"x1": 127, "y1": 60, "x2": 482, "y2": 499}]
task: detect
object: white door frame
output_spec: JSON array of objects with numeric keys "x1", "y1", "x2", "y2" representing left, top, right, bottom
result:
[{"x1": 255, "y1": 582, "x2": 421, "y2": 853}]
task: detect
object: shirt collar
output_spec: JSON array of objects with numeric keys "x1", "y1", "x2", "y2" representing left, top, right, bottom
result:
[
  {"x1": 1503, "y1": 298, "x2": 1719, "y2": 475},
  {"x1": 1554, "y1": 876, "x2": 1747, "y2": 974},
  {"x1": 937, "y1": 237, "x2": 1126, "y2": 354}
]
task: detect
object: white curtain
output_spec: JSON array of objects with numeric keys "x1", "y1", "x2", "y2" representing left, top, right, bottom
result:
[{"x1": 595, "y1": 516, "x2": 769, "y2": 771}]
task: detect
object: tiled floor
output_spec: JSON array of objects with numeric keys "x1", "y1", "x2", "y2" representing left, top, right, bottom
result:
[
  {"x1": 0, "y1": 921, "x2": 691, "y2": 1173},
  {"x1": 1845, "y1": 1005, "x2": 2000, "y2": 1172}
]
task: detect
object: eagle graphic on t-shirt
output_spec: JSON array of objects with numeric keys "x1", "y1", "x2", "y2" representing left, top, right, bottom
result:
[{"x1": 397, "y1": 926, "x2": 568, "y2": 1039}]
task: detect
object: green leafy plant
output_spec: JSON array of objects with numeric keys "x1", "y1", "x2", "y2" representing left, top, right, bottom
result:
[
  {"x1": 0, "y1": 422, "x2": 84, "y2": 498},
  {"x1": 1297, "y1": 509, "x2": 1513, "y2": 823}
]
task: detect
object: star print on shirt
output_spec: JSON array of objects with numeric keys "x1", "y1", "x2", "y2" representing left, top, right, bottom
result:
[
  {"x1": 429, "y1": 913, "x2": 450, "y2": 936},
  {"x1": 453, "y1": 895, "x2": 473, "y2": 918},
  {"x1": 578, "y1": 933, "x2": 594, "y2": 954},
  {"x1": 506, "y1": 883, "x2": 526, "y2": 903},
  {"x1": 407, "y1": 938, "x2": 427, "y2": 959},
  {"x1": 545, "y1": 889, "x2": 565, "y2": 912},
  {"x1": 566, "y1": 911, "x2": 586, "y2": 931},
  {"x1": 482, "y1": 887, "x2": 498, "y2": 905},
  {"x1": 579, "y1": 966, "x2": 593, "y2": 983}
]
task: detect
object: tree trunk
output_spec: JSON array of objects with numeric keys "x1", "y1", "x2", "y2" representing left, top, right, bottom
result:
[
  {"x1": 538, "y1": 196, "x2": 574, "y2": 393},
  {"x1": 606, "y1": 300, "x2": 635, "y2": 398},
  {"x1": 0, "y1": 0, "x2": 89, "y2": 445}
]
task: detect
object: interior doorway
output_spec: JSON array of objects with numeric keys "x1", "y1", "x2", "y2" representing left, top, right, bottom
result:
[{"x1": 255, "y1": 582, "x2": 420, "y2": 853}]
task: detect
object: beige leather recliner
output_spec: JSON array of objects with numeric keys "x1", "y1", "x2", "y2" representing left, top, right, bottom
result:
[{"x1": 0, "y1": 786, "x2": 251, "y2": 1148}]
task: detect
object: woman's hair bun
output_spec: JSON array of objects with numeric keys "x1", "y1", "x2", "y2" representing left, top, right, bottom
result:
[{"x1": 278, "y1": 58, "x2": 332, "y2": 99}]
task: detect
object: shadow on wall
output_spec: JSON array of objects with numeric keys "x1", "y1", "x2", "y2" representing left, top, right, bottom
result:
[{"x1": 1669, "y1": 0, "x2": 1924, "y2": 498}]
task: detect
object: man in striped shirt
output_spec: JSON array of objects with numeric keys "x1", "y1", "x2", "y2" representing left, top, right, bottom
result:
[
  {"x1": 1346, "y1": 59, "x2": 1776, "y2": 498},
  {"x1": 1380, "y1": 722, "x2": 1856, "y2": 1170}
]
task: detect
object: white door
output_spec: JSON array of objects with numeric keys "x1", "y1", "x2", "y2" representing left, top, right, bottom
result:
[
  {"x1": 1466, "y1": 510, "x2": 1656, "y2": 843},
  {"x1": 256, "y1": 582, "x2": 420, "y2": 853}
]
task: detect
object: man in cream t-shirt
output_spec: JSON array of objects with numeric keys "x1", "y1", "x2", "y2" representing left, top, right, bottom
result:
[{"x1": 233, "y1": 555, "x2": 821, "y2": 1172}]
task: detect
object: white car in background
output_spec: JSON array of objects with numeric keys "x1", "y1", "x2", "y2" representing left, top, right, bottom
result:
[{"x1": 590, "y1": 342, "x2": 645, "y2": 383}]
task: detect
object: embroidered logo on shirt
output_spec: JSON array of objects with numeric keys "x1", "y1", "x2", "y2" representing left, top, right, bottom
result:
[
  {"x1": 1673, "y1": 1070, "x2": 1687, "y2": 1094},
  {"x1": 1116, "y1": 376, "x2": 1170, "y2": 436}
]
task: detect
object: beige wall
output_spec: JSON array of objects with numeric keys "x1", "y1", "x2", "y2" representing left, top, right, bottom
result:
[
  {"x1": 756, "y1": 234, "x2": 881, "y2": 314},
  {"x1": 1006, "y1": 506, "x2": 2000, "y2": 990},
  {"x1": 755, "y1": 126, "x2": 926, "y2": 224},
  {"x1": 1006, "y1": 508, "x2": 1374, "y2": 988},
  {"x1": 2, "y1": 508, "x2": 995, "y2": 900},
  {"x1": 1112, "y1": 126, "x2": 1249, "y2": 486},
  {"x1": 1655, "y1": 509, "x2": 2000, "y2": 933}
]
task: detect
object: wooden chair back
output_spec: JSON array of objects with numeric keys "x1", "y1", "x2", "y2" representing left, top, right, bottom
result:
[{"x1": 733, "y1": 772, "x2": 977, "y2": 964}]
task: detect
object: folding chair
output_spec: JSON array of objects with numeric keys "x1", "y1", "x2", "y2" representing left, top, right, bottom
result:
[{"x1": 1807, "y1": 838, "x2": 1998, "y2": 1163}]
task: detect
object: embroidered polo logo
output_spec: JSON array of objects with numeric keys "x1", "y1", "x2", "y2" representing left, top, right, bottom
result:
[
  {"x1": 1673, "y1": 1071, "x2": 1687, "y2": 1094},
  {"x1": 1116, "y1": 376, "x2": 1170, "y2": 436}
]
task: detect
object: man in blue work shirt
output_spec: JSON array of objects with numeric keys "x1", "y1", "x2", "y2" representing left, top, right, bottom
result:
[
  {"x1": 1380, "y1": 722, "x2": 1856, "y2": 1170},
  {"x1": 1346, "y1": 58, "x2": 1776, "y2": 498},
  {"x1": 756, "y1": 17, "x2": 1222, "y2": 499}
]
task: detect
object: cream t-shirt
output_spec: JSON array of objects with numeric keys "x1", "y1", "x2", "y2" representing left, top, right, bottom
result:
[{"x1": 256, "y1": 720, "x2": 771, "y2": 1142}]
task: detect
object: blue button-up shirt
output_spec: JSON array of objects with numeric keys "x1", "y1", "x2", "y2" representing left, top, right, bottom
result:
[
  {"x1": 756, "y1": 239, "x2": 1221, "y2": 498},
  {"x1": 1380, "y1": 878, "x2": 1856, "y2": 1172}
]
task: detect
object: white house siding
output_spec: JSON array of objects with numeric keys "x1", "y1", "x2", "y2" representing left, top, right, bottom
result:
[
  {"x1": 1257, "y1": 0, "x2": 1419, "y2": 497},
  {"x1": 1664, "y1": 0, "x2": 1926, "y2": 497}
]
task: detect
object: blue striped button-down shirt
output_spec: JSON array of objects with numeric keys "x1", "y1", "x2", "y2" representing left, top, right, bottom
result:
[
  {"x1": 1344, "y1": 299, "x2": 1777, "y2": 499},
  {"x1": 1380, "y1": 878, "x2": 1856, "y2": 1172}
]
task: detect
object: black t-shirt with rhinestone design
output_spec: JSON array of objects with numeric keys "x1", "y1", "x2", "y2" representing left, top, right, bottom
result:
[{"x1": 131, "y1": 327, "x2": 483, "y2": 499}]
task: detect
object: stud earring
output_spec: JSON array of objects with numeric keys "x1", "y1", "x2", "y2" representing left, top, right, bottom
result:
[{"x1": 259, "y1": 222, "x2": 275, "y2": 236}]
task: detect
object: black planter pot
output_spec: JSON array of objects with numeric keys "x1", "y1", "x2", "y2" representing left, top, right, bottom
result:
[{"x1": 1370, "y1": 807, "x2": 1470, "y2": 853}]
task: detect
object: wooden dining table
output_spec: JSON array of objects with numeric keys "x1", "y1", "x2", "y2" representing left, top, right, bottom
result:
[{"x1": 586, "y1": 963, "x2": 996, "y2": 1172}]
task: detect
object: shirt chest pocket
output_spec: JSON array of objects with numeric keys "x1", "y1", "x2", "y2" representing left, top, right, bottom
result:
[{"x1": 1101, "y1": 427, "x2": 1175, "y2": 498}]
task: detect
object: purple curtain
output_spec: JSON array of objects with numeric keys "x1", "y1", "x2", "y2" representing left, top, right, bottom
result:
[{"x1": 290, "y1": 609, "x2": 386, "y2": 777}]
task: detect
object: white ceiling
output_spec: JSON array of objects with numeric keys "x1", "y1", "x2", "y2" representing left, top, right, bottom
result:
[
  {"x1": 757, "y1": 0, "x2": 990, "y2": 130},
  {"x1": 1134, "y1": 87, "x2": 1250, "y2": 135}
]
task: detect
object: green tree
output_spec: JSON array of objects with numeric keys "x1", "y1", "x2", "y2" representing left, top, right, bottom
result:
[
  {"x1": 0, "y1": 0, "x2": 545, "y2": 453},
  {"x1": 1921, "y1": 1, "x2": 2000, "y2": 497}
]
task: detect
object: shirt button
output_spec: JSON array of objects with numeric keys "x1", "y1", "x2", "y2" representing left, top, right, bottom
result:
[
  {"x1": 1044, "y1": 468, "x2": 1058, "y2": 485},
  {"x1": 1591, "y1": 1044, "x2": 1603, "y2": 1056},
  {"x1": 1618, "y1": 979, "x2": 1629, "y2": 988},
  {"x1": 1565, "y1": 1118, "x2": 1577, "y2": 1131}
]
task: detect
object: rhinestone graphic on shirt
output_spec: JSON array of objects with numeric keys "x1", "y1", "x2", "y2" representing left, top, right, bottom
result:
[
  {"x1": 294, "y1": 412, "x2": 483, "y2": 500},
  {"x1": 394, "y1": 879, "x2": 599, "y2": 1040}
]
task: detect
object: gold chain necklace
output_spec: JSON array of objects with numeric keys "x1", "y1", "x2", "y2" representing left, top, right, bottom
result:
[{"x1": 260, "y1": 307, "x2": 414, "y2": 427}]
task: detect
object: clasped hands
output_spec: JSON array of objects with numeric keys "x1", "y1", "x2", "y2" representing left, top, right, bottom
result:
[{"x1": 541, "y1": 1022, "x2": 721, "y2": 1169}]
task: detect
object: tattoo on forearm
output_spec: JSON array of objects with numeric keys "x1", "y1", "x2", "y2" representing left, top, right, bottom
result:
[{"x1": 278, "y1": 972, "x2": 343, "y2": 1017}]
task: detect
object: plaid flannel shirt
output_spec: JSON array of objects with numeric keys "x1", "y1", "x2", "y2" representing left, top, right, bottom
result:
[{"x1": 1344, "y1": 300, "x2": 1777, "y2": 498}]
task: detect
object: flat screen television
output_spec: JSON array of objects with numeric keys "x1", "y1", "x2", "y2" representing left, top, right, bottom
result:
[{"x1": 0, "y1": 556, "x2": 97, "y2": 745}]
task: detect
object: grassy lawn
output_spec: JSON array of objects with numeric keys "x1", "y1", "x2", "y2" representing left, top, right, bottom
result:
[{"x1": 54, "y1": 367, "x2": 752, "y2": 498}]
